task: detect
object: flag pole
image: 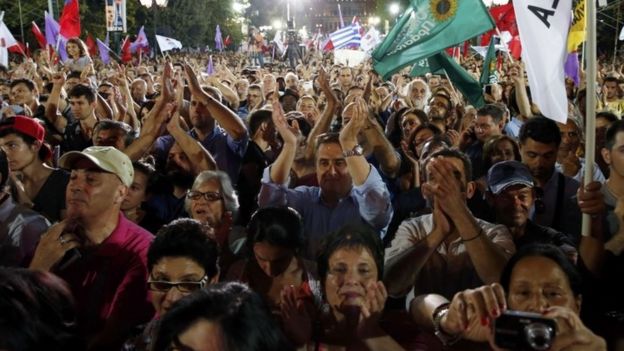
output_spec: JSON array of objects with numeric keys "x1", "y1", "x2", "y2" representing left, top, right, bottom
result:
[
  {"x1": 583, "y1": 0, "x2": 597, "y2": 237},
  {"x1": 98, "y1": 40, "x2": 123, "y2": 62},
  {"x1": 495, "y1": 27, "x2": 514, "y2": 62},
  {"x1": 442, "y1": 70, "x2": 460, "y2": 102},
  {"x1": 613, "y1": 4, "x2": 620, "y2": 66}
]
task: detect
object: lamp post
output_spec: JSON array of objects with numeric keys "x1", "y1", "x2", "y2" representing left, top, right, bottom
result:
[{"x1": 140, "y1": 0, "x2": 168, "y2": 50}]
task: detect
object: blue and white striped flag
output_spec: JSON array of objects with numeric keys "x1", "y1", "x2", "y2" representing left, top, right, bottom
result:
[{"x1": 329, "y1": 25, "x2": 360, "y2": 50}]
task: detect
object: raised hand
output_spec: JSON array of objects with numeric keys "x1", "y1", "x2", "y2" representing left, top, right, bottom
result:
[
  {"x1": 339, "y1": 98, "x2": 367, "y2": 145},
  {"x1": 272, "y1": 92, "x2": 299, "y2": 146},
  {"x1": 183, "y1": 61, "x2": 207, "y2": 104}
]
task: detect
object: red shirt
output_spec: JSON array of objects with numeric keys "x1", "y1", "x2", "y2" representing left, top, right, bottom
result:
[{"x1": 55, "y1": 213, "x2": 155, "y2": 347}]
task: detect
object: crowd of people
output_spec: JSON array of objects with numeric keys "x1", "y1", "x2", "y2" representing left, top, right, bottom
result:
[{"x1": 0, "y1": 37, "x2": 623, "y2": 350}]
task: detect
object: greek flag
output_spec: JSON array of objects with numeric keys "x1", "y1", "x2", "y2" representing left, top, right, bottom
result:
[{"x1": 329, "y1": 25, "x2": 360, "y2": 50}]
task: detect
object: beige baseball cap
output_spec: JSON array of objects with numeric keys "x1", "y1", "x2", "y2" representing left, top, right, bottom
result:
[{"x1": 59, "y1": 146, "x2": 134, "y2": 187}]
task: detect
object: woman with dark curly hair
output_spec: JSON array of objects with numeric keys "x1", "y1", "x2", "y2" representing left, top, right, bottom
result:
[{"x1": 153, "y1": 281, "x2": 294, "y2": 351}]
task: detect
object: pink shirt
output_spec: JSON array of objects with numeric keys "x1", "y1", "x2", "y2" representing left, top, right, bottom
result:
[{"x1": 55, "y1": 213, "x2": 155, "y2": 346}]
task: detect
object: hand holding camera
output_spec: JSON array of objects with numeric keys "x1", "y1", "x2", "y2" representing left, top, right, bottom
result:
[{"x1": 438, "y1": 283, "x2": 605, "y2": 351}]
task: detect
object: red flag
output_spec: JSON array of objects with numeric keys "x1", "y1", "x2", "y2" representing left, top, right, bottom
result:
[
  {"x1": 481, "y1": 3, "x2": 517, "y2": 46},
  {"x1": 224, "y1": 35, "x2": 232, "y2": 47},
  {"x1": 121, "y1": 36, "x2": 132, "y2": 63},
  {"x1": 85, "y1": 34, "x2": 97, "y2": 56},
  {"x1": 463, "y1": 40, "x2": 470, "y2": 58},
  {"x1": 8, "y1": 41, "x2": 29, "y2": 57},
  {"x1": 491, "y1": 3, "x2": 518, "y2": 35},
  {"x1": 508, "y1": 35, "x2": 522, "y2": 60},
  {"x1": 31, "y1": 22, "x2": 47, "y2": 49},
  {"x1": 323, "y1": 39, "x2": 334, "y2": 52},
  {"x1": 59, "y1": 0, "x2": 81, "y2": 38}
]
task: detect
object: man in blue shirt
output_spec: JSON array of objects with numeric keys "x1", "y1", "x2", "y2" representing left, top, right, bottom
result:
[
  {"x1": 152, "y1": 64, "x2": 248, "y2": 183},
  {"x1": 259, "y1": 97, "x2": 392, "y2": 258}
]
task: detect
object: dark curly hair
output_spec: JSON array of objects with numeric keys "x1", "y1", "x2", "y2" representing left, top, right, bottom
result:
[
  {"x1": 317, "y1": 224, "x2": 385, "y2": 283},
  {"x1": 149, "y1": 218, "x2": 219, "y2": 279},
  {"x1": 153, "y1": 282, "x2": 294, "y2": 351}
]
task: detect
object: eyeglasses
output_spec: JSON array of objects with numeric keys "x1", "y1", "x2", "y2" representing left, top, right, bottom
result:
[
  {"x1": 186, "y1": 190, "x2": 222, "y2": 202},
  {"x1": 147, "y1": 276, "x2": 208, "y2": 293}
]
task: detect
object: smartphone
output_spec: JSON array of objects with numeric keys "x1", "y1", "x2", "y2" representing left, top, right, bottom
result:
[{"x1": 57, "y1": 218, "x2": 88, "y2": 270}]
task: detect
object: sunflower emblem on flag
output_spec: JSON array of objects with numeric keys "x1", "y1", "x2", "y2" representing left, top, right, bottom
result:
[{"x1": 430, "y1": 0, "x2": 458, "y2": 22}]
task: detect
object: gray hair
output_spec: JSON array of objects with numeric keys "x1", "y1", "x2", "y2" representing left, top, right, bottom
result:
[{"x1": 185, "y1": 170, "x2": 239, "y2": 219}]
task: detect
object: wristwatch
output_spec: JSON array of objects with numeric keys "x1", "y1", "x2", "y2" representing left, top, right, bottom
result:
[
  {"x1": 342, "y1": 144, "x2": 364, "y2": 158},
  {"x1": 433, "y1": 303, "x2": 461, "y2": 347}
]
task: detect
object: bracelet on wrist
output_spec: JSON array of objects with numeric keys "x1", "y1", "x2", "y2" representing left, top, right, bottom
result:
[
  {"x1": 462, "y1": 228, "x2": 484, "y2": 243},
  {"x1": 433, "y1": 303, "x2": 461, "y2": 346}
]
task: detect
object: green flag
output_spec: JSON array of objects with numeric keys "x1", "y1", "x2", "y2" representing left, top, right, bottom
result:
[
  {"x1": 428, "y1": 51, "x2": 486, "y2": 108},
  {"x1": 480, "y1": 37, "x2": 498, "y2": 85},
  {"x1": 372, "y1": 0, "x2": 494, "y2": 79},
  {"x1": 410, "y1": 57, "x2": 444, "y2": 77}
]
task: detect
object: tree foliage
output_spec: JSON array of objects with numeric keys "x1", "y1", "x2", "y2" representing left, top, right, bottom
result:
[{"x1": 0, "y1": 0, "x2": 243, "y2": 50}]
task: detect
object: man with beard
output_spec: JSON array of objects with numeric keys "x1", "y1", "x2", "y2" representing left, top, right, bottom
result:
[
  {"x1": 598, "y1": 76, "x2": 624, "y2": 118},
  {"x1": 259, "y1": 97, "x2": 392, "y2": 258},
  {"x1": 427, "y1": 93, "x2": 453, "y2": 132},
  {"x1": 407, "y1": 78, "x2": 430, "y2": 110},
  {"x1": 28, "y1": 146, "x2": 154, "y2": 350},
  {"x1": 147, "y1": 111, "x2": 217, "y2": 225},
  {"x1": 246, "y1": 84, "x2": 265, "y2": 115},
  {"x1": 152, "y1": 63, "x2": 248, "y2": 183},
  {"x1": 384, "y1": 149, "x2": 515, "y2": 299},
  {"x1": 459, "y1": 104, "x2": 505, "y2": 180},
  {"x1": 519, "y1": 116, "x2": 582, "y2": 244}
]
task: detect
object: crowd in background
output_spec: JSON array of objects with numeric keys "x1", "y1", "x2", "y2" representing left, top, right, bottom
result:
[{"x1": 0, "y1": 39, "x2": 623, "y2": 350}]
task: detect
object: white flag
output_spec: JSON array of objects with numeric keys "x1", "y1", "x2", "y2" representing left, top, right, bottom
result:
[
  {"x1": 360, "y1": 27, "x2": 381, "y2": 53},
  {"x1": 155, "y1": 35, "x2": 182, "y2": 52},
  {"x1": 514, "y1": 0, "x2": 571, "y2": 123},
  {"x1": 619, "y1": 25, "x2": 624, "y2": 41},
  {"x1": 272, "y1": 30, "x2": 285, "y2": 54},
  {"x1": 0, "y1": 19, "x2": 17, "y2": 49}
]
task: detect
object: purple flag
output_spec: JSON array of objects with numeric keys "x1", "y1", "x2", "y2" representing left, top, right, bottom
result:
[
  {"x1": 564, "y1": 52, "x2": 579, "y2": 87},
  {"x1": 215, "y1": 25, "x2": 223, "y2": 52},
  {"x1": 130, "y1": 25, "x2": 149, "y2": 54},
  {"x1": 206, "y1": 55, "x2": 214, "y2": 75},
  {"x1": 44, "y1": 12, "x2": 60, "y2": 46},
  {"x1": 45, "y1": 12, "x2": 68, "y2": 62},
  {"x1": 97, "y1": 35, "x2": 110, "y2": 64}
]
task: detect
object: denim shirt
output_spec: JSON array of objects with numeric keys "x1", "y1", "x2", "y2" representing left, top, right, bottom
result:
[{"x1": 258, "y1": 165, "x2": 393, "y2": 258}]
